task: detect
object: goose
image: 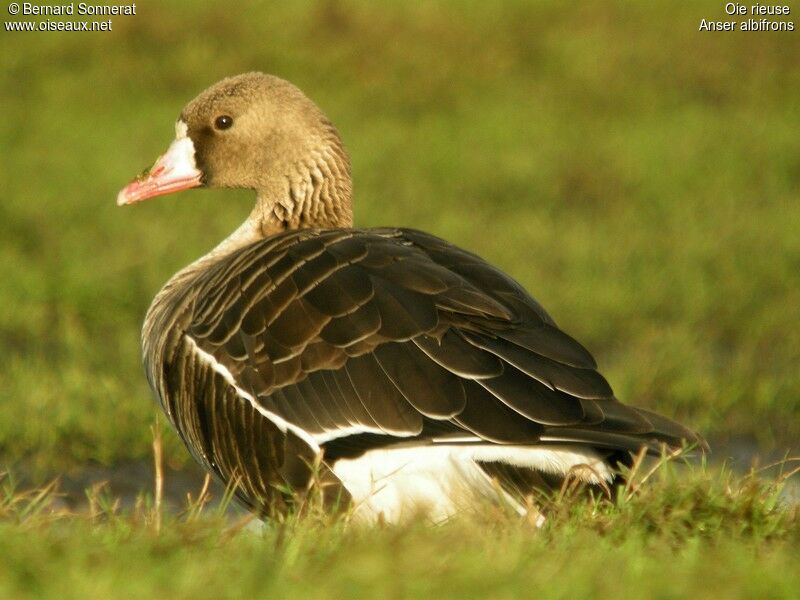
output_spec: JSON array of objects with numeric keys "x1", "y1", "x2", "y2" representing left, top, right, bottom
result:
[{"x1": 117, "y1": 73, "x2": 705, "y2": 522}]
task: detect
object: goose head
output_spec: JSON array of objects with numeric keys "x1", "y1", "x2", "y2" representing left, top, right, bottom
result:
[{"x1": 117, "y1": 72, "x2": 353, "y2": 234}]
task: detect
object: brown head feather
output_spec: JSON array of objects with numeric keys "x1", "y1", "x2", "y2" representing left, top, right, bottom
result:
[{"x1": 180, "y1": 72, "x2": 353, "y2": 235}]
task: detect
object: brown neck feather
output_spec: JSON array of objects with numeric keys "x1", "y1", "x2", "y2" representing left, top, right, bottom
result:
[{"x1": 258, "y1": 125, "x2": 353, "y2": 236}]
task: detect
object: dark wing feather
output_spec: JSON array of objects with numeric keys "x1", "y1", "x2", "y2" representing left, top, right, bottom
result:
[
  {"x1": 453, "y1": 380, "x2": 545, "y2": 444},
  {"x1": 174, "y1": 227, "x2": 704, "y2": 471},
  {"x1": 371, "y1": 277, "x2": 439, "y2": 340},
  {"x1": 268, "y1": 297, "x2": 331, "y2": 348},
  {"x1": 477, "y1": 363, "x2": 585, "y2": 426},
  {"x1": 460, "y1": 331, "x2": 612, "y2": 399},
  {"x1": 327, "y1": 368, "x2": 382, "y2": 430},
  {"x1": 373, "y1": 342, "x2": 466, "y2": 418},
  {"x1": 413, "y1": 330, "x2": 505, "y2": 379},
  {"x1": 495, "y1": 324, "x2": 598, "y2": 369},
  {"x1": 344, "y1": 353, "x2": 423, "y2": 435},
  {"x1": 319, "y1": 299, "x2": 382, "y2": 346},
  {"x1": 303, "y1": 266, "x2": 374, "y2": 316}
]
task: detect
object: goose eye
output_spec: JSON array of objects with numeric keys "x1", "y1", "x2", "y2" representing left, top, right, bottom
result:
[{"x1": 214, "y1": 115, "x2": 233, "y2": 130}]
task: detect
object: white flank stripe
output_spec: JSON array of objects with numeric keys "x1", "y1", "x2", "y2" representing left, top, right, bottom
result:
[
  {"x1": 312, "y1": 425, "x2": 388, "y2": 445},
  {"x1": 184, "y1": 335, "x2": 321, "y2": 453}
]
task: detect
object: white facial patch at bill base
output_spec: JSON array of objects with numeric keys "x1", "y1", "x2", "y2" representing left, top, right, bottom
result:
[
  {"x1": 116, "y1": 119, "x2": 203, "y2": 206},
  {"x1": 159, "y1": 122, "x2": 198, "y2": 180},
  {"x1": 157, "y1": 137, "x2": 198, "y2": 179},
  {"x1": 175, "y1": 119, "x2": 189, "y2": 140}
]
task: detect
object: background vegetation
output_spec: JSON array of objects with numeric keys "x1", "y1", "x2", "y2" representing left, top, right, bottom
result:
[{"x1": 1, "y1": 0, "x2": 798, "y2": 596}]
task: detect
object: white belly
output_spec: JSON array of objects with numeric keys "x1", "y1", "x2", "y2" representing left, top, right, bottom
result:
[{"x1": 332, "y1": 444, "x2": 612, "y2": 524}]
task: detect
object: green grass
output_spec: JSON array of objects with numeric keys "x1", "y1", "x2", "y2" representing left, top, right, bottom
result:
[
  {"x1": 2, "y1": 0, "x2": 800, "y2": 596},
  {"x1": 1, "y1": 455, "x2": 798, "y2": 599}
]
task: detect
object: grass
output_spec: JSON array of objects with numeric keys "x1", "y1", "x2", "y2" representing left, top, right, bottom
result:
[
  {"x1": 1, "y1": 453, "x2": 798, "y2": 599},
  {"x1": 2, "y1": 0, "x2": 799, "y2": 596}
]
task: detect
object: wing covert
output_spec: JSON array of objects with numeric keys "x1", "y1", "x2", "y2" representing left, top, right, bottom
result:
[{"x1": 182, "y1": 228, "x2": 702, "y2": 455}]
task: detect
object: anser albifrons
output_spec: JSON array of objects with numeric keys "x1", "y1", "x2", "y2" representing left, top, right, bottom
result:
[{"x1": 118, "y1": 73, "x2": 705, "y2": 522}]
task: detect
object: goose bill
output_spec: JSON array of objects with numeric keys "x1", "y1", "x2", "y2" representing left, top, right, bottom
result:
[{"x1": 117, "y1": 136, "x2": 202, "y2": 206}]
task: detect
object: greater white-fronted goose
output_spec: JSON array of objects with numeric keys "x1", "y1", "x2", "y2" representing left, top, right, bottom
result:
[{"x1": 118, "y1": 73, "x2": 705, "y2": 522}]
